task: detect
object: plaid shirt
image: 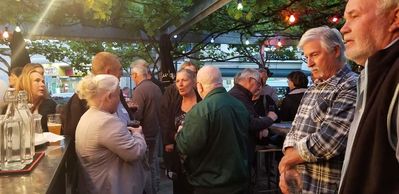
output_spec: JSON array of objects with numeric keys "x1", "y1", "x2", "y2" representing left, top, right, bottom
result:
[{"x1": 283, "y1": 65, "x2": 358, "y2": 194}]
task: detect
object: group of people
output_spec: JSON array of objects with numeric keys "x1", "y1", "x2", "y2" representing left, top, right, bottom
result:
[{"x1": 1, "y1": 0, "x2": 397, "y2": 193}]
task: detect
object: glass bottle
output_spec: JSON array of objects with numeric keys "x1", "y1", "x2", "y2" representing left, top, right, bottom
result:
[
  {"x1": 0, "y1": 115, "x2": 5, "y2": 170},
  {"x1": 2, "y1": 88, "x2": 25, "y2": 170},
  {"x1": 17, "y1": 91, "x2": 34, "y2": 163}
]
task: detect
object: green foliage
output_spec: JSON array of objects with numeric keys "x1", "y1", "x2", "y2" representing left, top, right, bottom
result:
[{"x1": 29, "y1": 40, "x2": 156, "y2": 74}]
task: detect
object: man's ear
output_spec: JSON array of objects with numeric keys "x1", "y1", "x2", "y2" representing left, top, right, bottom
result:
[
  {"x1": 334, "y1": 46, "x2": 341, "y2": 58},
  {"x1": 388, "y1": 7, "x2": 399, "y2": 32}
]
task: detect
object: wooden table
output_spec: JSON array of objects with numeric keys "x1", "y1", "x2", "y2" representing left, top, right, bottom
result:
[
  {"x1": 0, "y1": 137, "x2": 71, "y2": 194},
  {"x1": 269, "y1": 122, "x2": 292, "y2": 135}
]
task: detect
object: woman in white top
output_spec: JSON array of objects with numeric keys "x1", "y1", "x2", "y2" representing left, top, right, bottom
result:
[{"x1": 75, "y1": 74, "x2": 147, "y2": 194}]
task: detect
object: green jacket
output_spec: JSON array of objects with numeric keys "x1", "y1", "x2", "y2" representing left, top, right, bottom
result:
[{"x1": 176, "y1": 87, "x2": 250, "y2": 190}]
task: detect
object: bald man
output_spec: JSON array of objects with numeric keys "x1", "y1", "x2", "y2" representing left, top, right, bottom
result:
[{"x1": 175, "y1": 66, "x2": 250, "y2": 194}]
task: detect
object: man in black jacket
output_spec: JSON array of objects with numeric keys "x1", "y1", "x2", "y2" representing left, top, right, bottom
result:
[
  {"x1": 339, "y1": 0, "x2": 399, "y2": 193},
  {"x1": 229, "y1": 68, "x2": 278, "y2": 165}
]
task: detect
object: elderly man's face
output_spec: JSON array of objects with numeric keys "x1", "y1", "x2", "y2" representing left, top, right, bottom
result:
[
  {"x1": 341, "y1": 0, "x2": 393, "y2": 65},
  {"x1": 303, "y1": 40, "x2": 339, "y2": 81}
]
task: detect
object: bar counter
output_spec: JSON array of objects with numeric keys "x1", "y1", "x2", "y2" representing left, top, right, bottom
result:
[{"x1": 0, "y1": 137, "x2": 71, "y2": 194}]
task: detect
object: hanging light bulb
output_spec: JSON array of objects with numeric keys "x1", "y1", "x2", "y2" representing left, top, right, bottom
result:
[
  {"x1": 173, "y1": 34, "x2": 178, "y2": 39},
  {"x1": 237, "y1": 0, "x2": 243, "y2": 10},
  {"x1": 288, "y1": 14, "x2": 296, "y2": 24},
  {"x1": 15, "y1": 25, "x2": 21, "y2": 32},
  {"x1": 2, "y1": 27, "x2": 9, "y2": 40},
  {"x1": 245, "y1": 40, "x2": 249, "y2": 45},
  {"x1": 277, "y1": 39, "x2": 282, "y2": 47},
  {"x1": 210, "y1": 37, "x2": 215, "y2": 43}
]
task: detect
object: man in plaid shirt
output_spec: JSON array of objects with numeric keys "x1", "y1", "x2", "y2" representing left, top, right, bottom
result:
[{"x1": 278, "y1": 26, "x2": 358, "y2": 194}]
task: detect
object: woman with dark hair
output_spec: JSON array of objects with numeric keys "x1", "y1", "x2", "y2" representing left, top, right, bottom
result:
[{"x1": 279, "y1": 71, "x2": 308, "y2": 121}]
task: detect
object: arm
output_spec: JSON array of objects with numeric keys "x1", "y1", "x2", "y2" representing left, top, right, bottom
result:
[
  {"x1": 99, "y1": 118, "x2": 147, "y2": 162},
  {"x1": 132, "y1": 86, "x2": 145, "y2": 122},
  {"x1": 296, "y1": 86, "x2": 356, "y2": 162}
]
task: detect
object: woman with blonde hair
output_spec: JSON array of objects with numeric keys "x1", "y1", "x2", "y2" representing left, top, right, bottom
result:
[
  {"x1": 75, "y1": 74, "x2": 147, "y2": 194},
  {"x1": 163, "y1": 69, "x2": 201, "y2": 194},
  {"x1": 16, "y1": 63, "x2": 56, "y2": 132}
]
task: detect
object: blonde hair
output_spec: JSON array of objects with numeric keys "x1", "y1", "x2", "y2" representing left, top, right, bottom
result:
[
  {"x1": 76, "y1": 74, "x2": 119, "y2": 107},
  {"x1": 16, "y1": 63, "x2": 46, "y2": 103}
]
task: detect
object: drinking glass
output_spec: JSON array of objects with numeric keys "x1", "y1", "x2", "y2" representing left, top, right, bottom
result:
[{"x1": 47, "y1": 114, "x2": 62, "y2": 135}]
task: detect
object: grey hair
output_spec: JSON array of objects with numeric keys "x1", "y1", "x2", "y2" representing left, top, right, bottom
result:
[
  {"x1": 377, "y1": 0, "x2": 398, "y2": 14},
  {"x1": 235, "y1": 68, "x2": 260, "y2": 83},
  {"x1": 298, "y1": 26, "x2": 346, "y2": 64},
  {"x1": 131, "y1": 59, "x2": 149, "y2": 67},
  {"x1": 131, "y1": 64, "x2": 148, "y2": 77},
  {"x1": 76, "y1": 74, "x2": 119, "y2": 107}
]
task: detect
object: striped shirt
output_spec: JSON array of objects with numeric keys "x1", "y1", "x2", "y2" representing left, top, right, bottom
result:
[{"x1": 283, "y1": 65, "x2": 358, "y2": 194}]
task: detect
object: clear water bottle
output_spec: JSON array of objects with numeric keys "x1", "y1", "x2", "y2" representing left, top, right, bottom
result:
[
  {"x1": 17, "y1": 91, "x2": 34, "y2": 163},
  {"x1": 1, "y1": 88, "x2": 25, "y2": 170}
]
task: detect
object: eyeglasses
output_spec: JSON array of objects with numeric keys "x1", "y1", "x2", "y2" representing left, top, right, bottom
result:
[{"x1": 250, "y1": 77, "x2": 261, "y2": 87}]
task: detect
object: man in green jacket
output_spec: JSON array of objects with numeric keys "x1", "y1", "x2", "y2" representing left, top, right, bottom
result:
[{"x1": 176, "y1": 65, "x2": 250, "y2": 194}]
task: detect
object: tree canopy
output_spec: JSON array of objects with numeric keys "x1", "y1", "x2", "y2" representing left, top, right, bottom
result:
[{"x1": 0, "y1": 0, "x2": 347, "y2": 73}]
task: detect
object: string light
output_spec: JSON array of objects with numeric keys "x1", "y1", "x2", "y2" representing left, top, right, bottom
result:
[
  {"x1": 245, "y1": 40, "x2": 249, "y2": 45},
  {"x1": 330, "y1": 16, "x2": 340, "y2": 24},
  {"x1": 2, "y1": 27, "x2": 9, "y2": 40},
  {"x1": 210, "y1": 37, "x2": 215, "y2": 43},
  {"x1": 173, "y1": 34, "x2": 178, "y2": 39},
  {"x1": 237, "y1": 0, "x2": 243, "y2": 10},
  {"x1": 277, "y1": 39, "x2": 282, "y2": 47},
  {"x1": 288, "y1": 14, "x2": 296, "y2": 24},
  {"x1": 15, "y1": 26, "x2": 21, "y2": 32}
]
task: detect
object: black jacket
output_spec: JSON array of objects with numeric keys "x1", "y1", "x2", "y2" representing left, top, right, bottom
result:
[
  {"x1": 61, "y1": 90, "x2": 133, "y2": 140},
  {"x1": 279, "y1": 89, "x2": 306, "y2": 121},
  {"x1": 339, "y1": 40, "x2": 399, "y2": 193},
  {"x1": 229, "y1": 84, "x2": 274, "y2": 132},
  {"x1": 39, "y1": 98, "x2": 57, "y2": 132}
]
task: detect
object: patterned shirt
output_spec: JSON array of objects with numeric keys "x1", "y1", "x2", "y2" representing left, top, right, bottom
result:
[{"x1": 283, "y1": 65, "x2": 357, "y2": 194}]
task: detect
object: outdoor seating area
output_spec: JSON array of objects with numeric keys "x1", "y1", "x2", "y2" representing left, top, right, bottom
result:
[{"x1": 1, "y1": 0, "x2": 399, "y2": 194}]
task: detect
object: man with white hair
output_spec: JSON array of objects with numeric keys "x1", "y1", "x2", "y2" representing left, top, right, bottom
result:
[
  {"x1": 229, "y1": 68, "x2": 278, "y2": 171},
  {"x1": 176, "y1": 65, "x2": 250, "y2": 194},
  {"x1": 130, "y1": 64, "x2": 162, "y2": 194},
  {"x1": 278, "y1": 26, "x2": 357, "y2": 194},
  {"x1": 339, "y1": 0, "x2": 399, "y2": 193}
]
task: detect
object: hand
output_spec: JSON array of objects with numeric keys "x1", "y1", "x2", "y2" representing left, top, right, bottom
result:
[
  {"x1": 259, "y1": 128, "x2": 269, "y2": 139},
  {"x1": 267, "y1": 111, "x2": 278, "y2": 121},
  {"x1": 279, "y1": 171, "x2": 290, "y2": 194},
  {"x1": 165, "y1": 144, "x2": 174, "y2": 152},
  {"x1": 278, "y1": 147, "x2": 304, "y2": 177},
  {"x1": 128, "y1": 125, "x2": 142, "y2": 134}
]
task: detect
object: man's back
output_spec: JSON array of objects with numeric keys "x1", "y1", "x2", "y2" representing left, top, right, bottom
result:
[
  {"x1": 176, "y1": 87, "x2": 250, "y2": 192},
  {"x1": 132, "y1": 79, "x2": 162, "y2": 138}
]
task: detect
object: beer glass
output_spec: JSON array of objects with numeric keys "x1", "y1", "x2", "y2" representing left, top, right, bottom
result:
[{"x1": 47, "y1": 114, "x2": 62, "y2": 135}]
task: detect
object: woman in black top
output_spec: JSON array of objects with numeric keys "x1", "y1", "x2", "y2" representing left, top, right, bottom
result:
[
  {"x1": 279, "y1": 71, "x2": 308, "y2": 121},
  {"x1": 163, "y1": 69, "x2": 201, "y2": 194}
]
